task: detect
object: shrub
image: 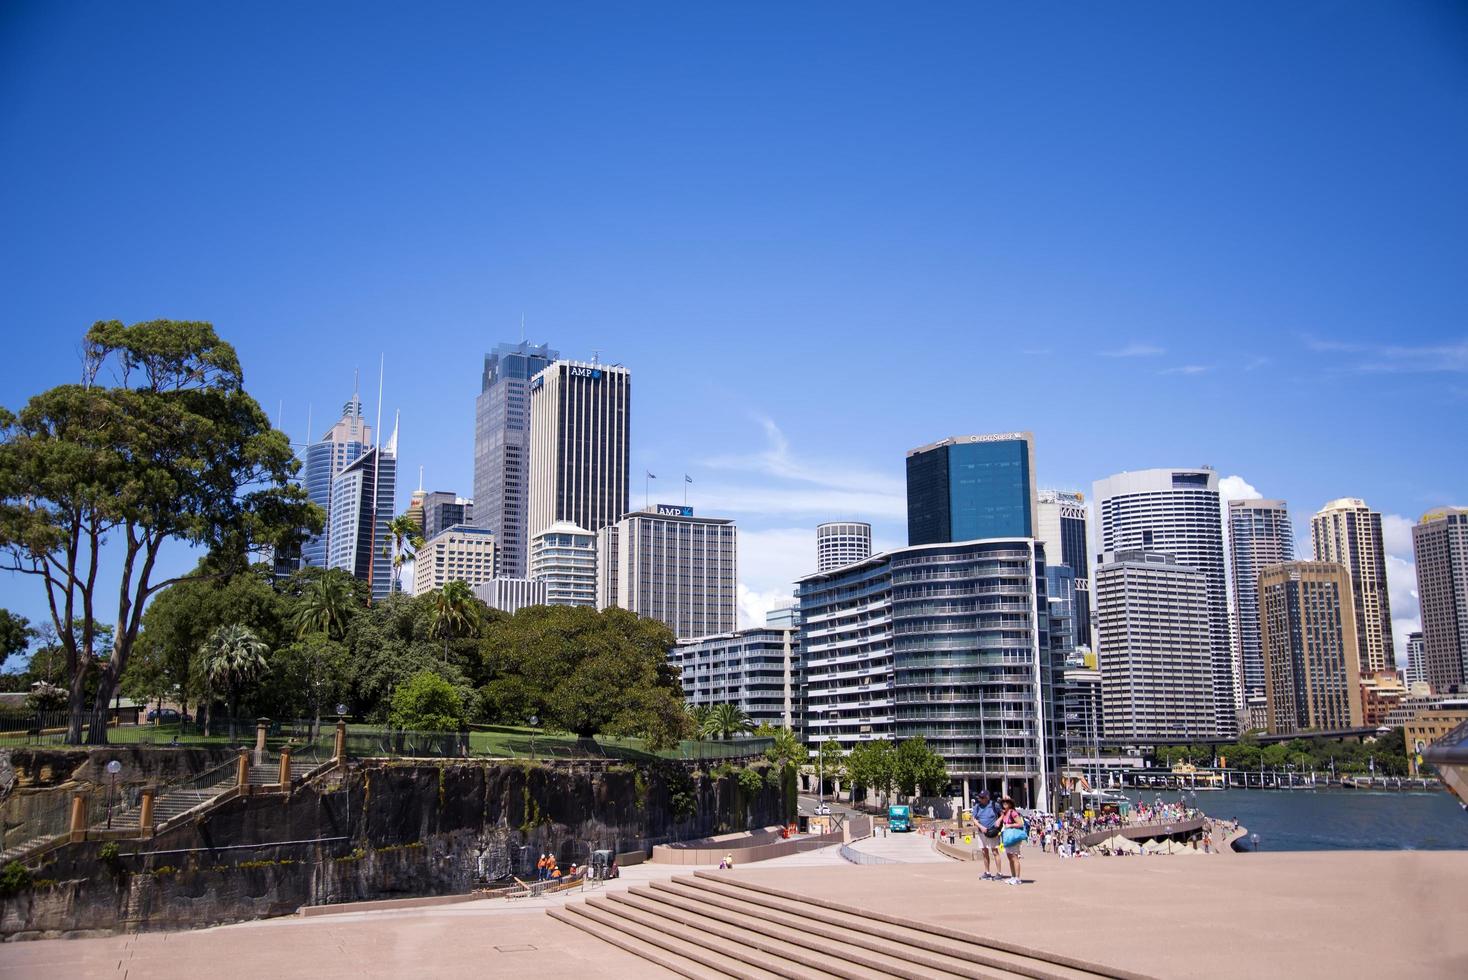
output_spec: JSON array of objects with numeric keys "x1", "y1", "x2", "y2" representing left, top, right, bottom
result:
[{"x1": 0, "y1": 861, "x2": 32, "y2": 896}]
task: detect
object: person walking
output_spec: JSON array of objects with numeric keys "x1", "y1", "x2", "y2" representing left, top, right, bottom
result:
[
  {"x1": 973, "y1": 790, "x2": 1002, "y2": 881},
  {"x1": 998, "y1": 796, "x2": 1028, "y2": 885}
]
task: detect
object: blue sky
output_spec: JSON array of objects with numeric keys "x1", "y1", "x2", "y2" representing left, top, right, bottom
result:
[{"x1": 2, "y1": 2, "x2": 1465, "y2": 651}]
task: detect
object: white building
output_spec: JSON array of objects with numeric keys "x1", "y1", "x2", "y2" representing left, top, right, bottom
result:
[
  {"x1": 412, "y1": 525, "x2": 496, "y2": 596},
  {"x1": 671, "y1": 625, "x2": 801, "y2": 732},
  {"x1": 527, "y1": 360, "x2": 630, "y2": 541},
  {"x1": 1095, "y1": 550, "x2": 1215, "y2": 743},
  {"x1": 597, "y1": 507, "x2": 737, "y2": 640},
  {"x1": 326, "y1": 419, "x2": 398, "y2": 601},
  {"x1": 1093, "y1": 468, "x2": 1232, "y2": 736},
  {"x1": 473, "y1": 577, "x2": 547, "y2": 615},
  {"x1": 529, "y1": 521, "x2": 598, "y2": 607},
  {"x1": 815, "y1": 521, "x2": 872, "y2": 572},
  {"x1": 1035, "y1": 489, "x2": 1092, "y2": 651}
]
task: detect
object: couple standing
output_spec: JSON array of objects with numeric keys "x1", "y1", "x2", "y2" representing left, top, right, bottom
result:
[{"x1": 972, "y1": 790, "x2": 1027, "y2": 885}]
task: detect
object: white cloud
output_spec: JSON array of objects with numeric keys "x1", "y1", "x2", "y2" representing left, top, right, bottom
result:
[
  {"x1": 735, "y1": 527, "x2": 810, "y2": 628},
  {"x1": 693, "y1": 484, "x2": 907, "y2": 520},
  {"x1": 738, "y1": 585, "x2": 794, "y2": 630},
  {"x1": 1218, "y1": 475, "x2": 1263, "y2": 504},
  {"x1": 1158, "y1": 365, "x2": 1211, "y2": 376},
  {"x1": 1099, "y1": 343, "x2": 1165, "y2": 358},
  {"x1": 1385, "y1": 553, "x2": 1420, "y2": 662},
  {"x1": 1380, "y1": 513, "x2": 1415, "y2": 560},
  {"x1": 1303, "y1": 335, "x2": 1468, "y2": 374}
]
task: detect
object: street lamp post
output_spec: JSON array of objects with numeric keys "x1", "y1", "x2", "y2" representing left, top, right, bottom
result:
[{"x1": 104, "y1": 759, "x2": 122, "y2": 829}]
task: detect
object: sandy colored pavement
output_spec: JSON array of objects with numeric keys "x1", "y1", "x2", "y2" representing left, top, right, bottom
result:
[
  {"x1": 4, "y1": 847, "x2": 1465, "y2": 978},
  {"x1": 730, "y1": 847, "x2": 1468, "y2": 979}
]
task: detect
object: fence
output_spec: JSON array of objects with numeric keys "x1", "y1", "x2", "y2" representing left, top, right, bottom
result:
[{"x1": 339, "y1": 727, "x2": 773, "y2": 764}]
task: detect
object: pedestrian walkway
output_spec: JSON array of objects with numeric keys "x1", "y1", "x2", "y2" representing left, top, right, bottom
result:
[{"x1": 844, "y1": 829, "x2": 951, "y2": 863}]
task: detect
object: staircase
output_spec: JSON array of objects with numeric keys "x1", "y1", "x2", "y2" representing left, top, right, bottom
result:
[
  {"x1": 0, "y1": 834, "x2": 65, "y2": 865},
  {"x1": 549, "y1": 871, "x2": 1138, "y2": 980},
  {"x1": 96, "y1": 756, "x2": 326, "y2": 832}
]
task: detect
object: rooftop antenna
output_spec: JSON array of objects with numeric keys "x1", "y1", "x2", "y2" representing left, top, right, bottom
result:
[
  {"x1": 418, "y1": 465, "x2": 424, "y2": 493},
  {"x1": 591, "y1": 348, "x2": 601, "y2": 364},
  {"x1": 305, "y1": 404, "x2": 313, "y2": 447},
  {"x1": 366, "y1": 354, "x2": 385, "y2": 605},
  {"x1": 520, "y1": 313, "x2": 526, "y2": 344}
]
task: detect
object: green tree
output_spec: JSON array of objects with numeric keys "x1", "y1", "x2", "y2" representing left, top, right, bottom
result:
[
  {"x1": 893, "y1": 737, "x2": 950, "y2": 798},
  {"x1": 0, "y1": 320, "x2": 319, "y2": 743},
  {"x1": 477, "y1": 605, "x2": 690, "y2": 747},
  {"x1": 847, "y1": 738, "x2": 896, "y2": 808},
  {"x1": 386, "y1": 514, "x2": 419, "y2": 594},
  {"x1": 390, "y1": 669, "x2": 465, "y2": 731},
  {"x1": 201, "y1": 624, "x2": 270, "y2": 737},
  {"x1": 256, "y1": 633, "x2": 349, "y2": 735},
  {"x1": 702, "y1": 703, "x2": 754, "y2": 740},
  {"x1": 429, "y1": 580, "x2": 482, "y2": 661},
  {"x1": 289, "y1": 569, "x2": 361, "y2": 641},
  {"x1": 816, "y1": 737, "x2": 846, "y2": 797},
  {"x1": 685, "y1": 703, "x2": 713, "y2": 741},
  {"x1": 0, "y1": 609, "x2": 34, "y2": 672}
]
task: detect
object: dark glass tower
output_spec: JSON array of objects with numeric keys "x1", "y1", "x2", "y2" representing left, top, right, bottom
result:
[
  {"x1": 905, "y1": 433, "x2": 1037, "y2": 546},
  {"x1": 473, "y1": 341, "x2": 558, "y2": 577}
]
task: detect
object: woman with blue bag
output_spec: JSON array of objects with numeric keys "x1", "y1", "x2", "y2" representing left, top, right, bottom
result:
[{"x1": 997, "y1": 796, "x2": 1028, "y2": 885}]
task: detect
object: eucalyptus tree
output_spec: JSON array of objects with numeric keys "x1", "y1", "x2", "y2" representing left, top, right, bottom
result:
[{"x1": 0, "y1": 320, "x2": 318, "y2": 743}]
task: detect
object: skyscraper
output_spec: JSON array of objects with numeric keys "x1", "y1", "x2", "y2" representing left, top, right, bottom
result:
[
  {"x1": 1093, "y1": 468, "x2": 1233, "y2": 735},
  {"x1": 1405, "y1": 631, "x2": 1427, "y2": 689},
  {"x1": 473, "y1": 341, "x2": 558, "y2": 578},
  {"x1": 1228, "y1": 499, "x2": 1294, "y2": 703},
  {"x1": 1035, "y1": 489, "x2": 1092, "y2": 649},
  {"x1": 420, "y1": 491, "x2": 473, "y2": 542},
  {"x1": 1260, "y1": 561, "x2": 1364, "y2": 734},
  {"x1": 1311, "y1": 498, "x2": 1396, "y2": 675},
  {"x1": 816, "y1": 521, "x2": 872, "y2": 572},
  {"x1": 1413, "y1": 508, "x2": 1468, "y2": 694},
  {"x1": 325, "y1": 419, "x2": 397, "y2": 600},
  {"x1": 906, "y1": 433, "x2": 1037, "y2": 546},
  {"x1": 527, "y1": 360, "x2": 631, "y2": 543},
  {"x1": 1095, "y1": 550, "x2": 1215, "y2": 741},
  {"x1": 672, "y1": 624, "x2": 802, "y2": 733},
  {"x1": 597, "y1": 507, "x2": 737, "y2": 641},
  {"x1": 301, "y1": 388, "x2": 372, "y2": 568}
]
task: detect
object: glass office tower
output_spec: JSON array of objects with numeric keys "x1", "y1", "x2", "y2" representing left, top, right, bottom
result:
[{"x1": 906, "y1": 433, "x2": 1037, "y2": 546}]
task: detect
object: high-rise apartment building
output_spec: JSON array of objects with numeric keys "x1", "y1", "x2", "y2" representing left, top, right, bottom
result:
[
  {"x1": 473, "y1": 341, "x2": 558, "y2": 578},
  {"x1": 799, "y1": 539, "x2": 1058, "y2": 809},
  {"x1": 529, "y1": 521, "x2": 598, "y2": 607},
  {"x1": 473, "y1": 577, "x2": 547, "y2": 615},
  {"x1": 1413, "y1": 508, "x2": 1468, "y2": 693},
  {"x1": 1260, "y1": 561, "x2": 1364, "y2": 734},
  {"x1": 1093, "y1": 468, "x2": 1233, "y2": 735},
  {"x1": 672, "y1": 625, "x2": 802, "y2": 733},
  {"x1": 527, "y1": 360, "x2": 631, "y2": 544},
  {"x1": 1405, "y1": 631, "x2": 1427, "y2": 689},
  {"x1": 411, "y1": 525, "x2": 496, "y2": 597},
  {"x1": 596, "y1": 507, "x2": 737, "y2": 641},
  {"x1": 1228, "y1": 499, "x2": 1294, "y2": 702},
  {"x1": 421, "y1": 491, "x2": 473, "y2": 542},
  {"x1": 1311, "y1": 498, "x2": 1395, "y2": 674},
  {"x1": 816, "y1": 521, "x2": 873, "y2": 572},
  {"x1": 1095, "y1": 550, "x2": 1215, "y2": 742},
  {"x1": 325, "y1": 422, "x2": 397, "y2": 600},
  {"x1": 301, "y1": 390, "x2": 372, "y2": 568},
  {"x1": 905, "y1": 433, "x2": 1037, "y2": 546},
  {"x1": 1035, "y1": 489, "x2": 1092, "y2": 649}
]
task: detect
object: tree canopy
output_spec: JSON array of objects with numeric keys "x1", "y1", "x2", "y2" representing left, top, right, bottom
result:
[{"x1": 0, "y1": 320, "x2": 320, "y2": 742}]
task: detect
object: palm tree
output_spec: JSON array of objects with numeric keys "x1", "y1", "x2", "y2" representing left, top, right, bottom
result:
[
  {"x1": 200, "y1": 624, "x2": 270, "y2": 739},
  {"x1": 702, "y1": 703, "x2": 754, "y2": 741},
  {"x1": 430, "y1": 579, "x2": 482, "y2": 661},
  {"x1": 685, "y1": 703, "x2": 713, "y2": 741},
  {"x1": 386, "y1": 514, "x2": 420, "y2": 593},
  {"x1": 291, "y1": 572, "x2": 358, "y2": 641}
]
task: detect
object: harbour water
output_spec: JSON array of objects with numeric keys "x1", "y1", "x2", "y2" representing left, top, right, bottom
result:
[{"x1": 1146, "y1": 787, "x2": 1468, "y2": 851}]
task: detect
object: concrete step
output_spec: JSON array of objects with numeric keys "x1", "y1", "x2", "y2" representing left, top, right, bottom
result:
[
  {"x1": 0, "y1": 835, "x2": 60, "y2": 864},
  {"x1": 634, "y1": 884, "x2": 990, "y2": 980},
  {"x1": 684, "y1": 873, "x2": 1131, "y2": 980},
  {"x1": 609, "y1": 889, "x2": 925, "y2": 980},
  {"x1": 551, "y1": 903, "x2": 780, "y2": 979},
  {"x1": 549, "y1": 903, "x2": 745, "y2": 979},
  {"x1": 586, "y1": 894, "x2": 841, "y2": 980}
]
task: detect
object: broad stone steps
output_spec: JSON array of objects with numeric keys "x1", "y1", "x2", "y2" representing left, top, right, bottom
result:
[
  {"x1": 608, "y1": 890, "x2": 919, "y2": 980},
  {"x1": 635, "y1": 883, "x2": 999, "y2": 980},
  {"x1": 684, "y1": 873, "x2": 1135, "y2": 980},
  {"x1": 550, "y1": 902, "x2": 776, "y2": 980}
]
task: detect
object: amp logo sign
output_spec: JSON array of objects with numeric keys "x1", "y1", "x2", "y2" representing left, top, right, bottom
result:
[{"x1": 569, "y1": 366, "x2": 603, "y2": 379}]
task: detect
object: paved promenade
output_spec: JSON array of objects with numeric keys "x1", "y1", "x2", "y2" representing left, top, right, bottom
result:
[{"x1": 4, "y1": 848, "x2": 1465, "y2": 978}]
